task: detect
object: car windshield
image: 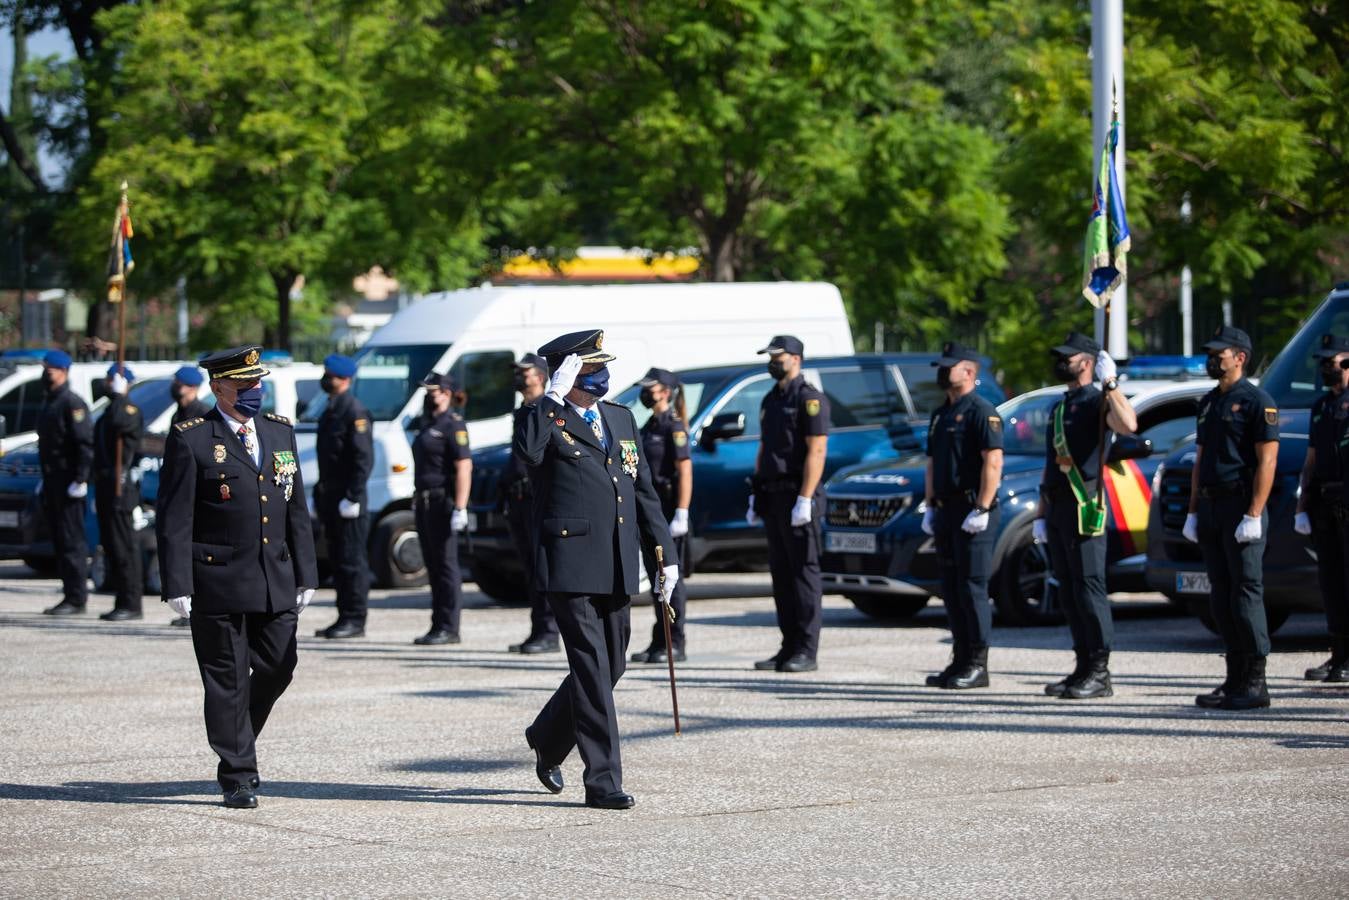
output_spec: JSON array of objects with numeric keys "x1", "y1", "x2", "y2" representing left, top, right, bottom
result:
[
  {"x1": 126, "y1": 378, "x2": 180, "y2": 427},
  {"x1": 301, "y1": 343, "x2": 450, "y2": 423},
  {"x1": 996, "y1": 391, "x2": 1062, "y2": 457},
  {"x1": 610, "y1": 367, "x2": 736, "y2": 428},
  {"x1": 1254, "y1": 291, "x2": 1349, "y2": 410}
]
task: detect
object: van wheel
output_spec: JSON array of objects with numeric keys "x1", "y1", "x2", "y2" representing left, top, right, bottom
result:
[
  {"x1": 995, "y1": 525, "x2": 1064, "y2": 626},
  {"x1": 1187, "y1": 597, "x2": 1290, "y2": 636},
  {"x1": 846, "y1": 594, "x2": 928, "y2": 621},
  {"x1": 471, "y1": 559, "x2": 529, "y2": 605},
  {"x1": 370, "y1": 511, "x2": 427, "y2": 588}
]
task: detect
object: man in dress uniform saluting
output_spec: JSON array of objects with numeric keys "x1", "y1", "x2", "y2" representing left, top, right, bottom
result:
[
  {"x1": 93, "y1": 363, "x2": 145, "y2": 621},
  {"x1": 505, "y1": 352, "x2": 560, "y2": 654},
  {"x1": 312, "y1": 354, "x2": 374, "y2": 640},
  {"x1": 921, "y1": 341, "x2": 1004, "y2": 689},
  {"x1": 170, "y1": 365, "x2": 210, "y2": 426},
  {"x1": 747, "y1": 335, "x2": 830, "y2": 673},
  {"x1": 156, "y1": 345, "x2": 318, "y2": 809},
  {"x1": 517, "y1": 330, "x2": 678, "y2": 810},
  {"x1": 1182, "y1": 326, "x2": 1279, "y2": 710},
  {"x1": 37, "y1": 350, "x2": 94, "y2": 616}
]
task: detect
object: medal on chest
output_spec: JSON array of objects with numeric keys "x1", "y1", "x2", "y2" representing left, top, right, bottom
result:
[
  {"x1": 619, "y1": 439, "x2": 639, "y2": 479},
  {"x1": 213, "y1": 444, "x2": 227, "y2": 464},
  {"x1": 272, "y1": 450, "x2": 297, "y2": 502},
  {"x1": 219, "y1": 483, "x2": 231, "y2": 501}
]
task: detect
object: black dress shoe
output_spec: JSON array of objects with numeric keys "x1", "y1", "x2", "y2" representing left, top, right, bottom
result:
[
  {"x1": 413, "y1": 629, "x2": 460, "y2": 645},
  {"x1": 630, "y1": 646, "x2": 654, "y2": 663},
  {"x1": 777, "y1": 653, "x2": 817, "y2": 673},
  {"x1": 647, "y1": 647, "x2": 686, "y2": 664},
  {"x1": 43, "y1": 602, "x2": 85, "y2": 616},
  {"x1": 315, "y1": 620, "x2": 365, "y2": 639},
  {"x1": 926, "y1": 661, "x2": 960, "y2": 688},
  {"x1": 754, "y1": 654, "x2": 784, "y2": 671},
  {"x1": 222, "y1": 785, "x2": 258, "y2": 809},
  {"x1": 525, "y1": 729, "x2": 563, "y2": 794},
  {"x1": 518, "y1": 637, "x2": 560, "y2": 654},
  {"x1": 169, "y1": 616, "x2": 191, "y2": 627},
  {"x1": 585, "y1": 791, "x2": 635, "y2": 810},
  {"x1": 99, "y1": 608, "x2": 143, "y2": 621}
]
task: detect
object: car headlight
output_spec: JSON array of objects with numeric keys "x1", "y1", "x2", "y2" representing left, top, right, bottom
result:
[{"x1": 1151, "y1": 462, "x2": 1166, "y2": 498}]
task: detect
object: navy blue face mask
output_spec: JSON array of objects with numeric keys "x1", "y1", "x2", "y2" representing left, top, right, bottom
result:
[
  {"x1": 575, "y1": 366, "x2": 610, "y2": 399},
  {"x1": 233, "y1": 385, "x2": 264, "y2": 418}
]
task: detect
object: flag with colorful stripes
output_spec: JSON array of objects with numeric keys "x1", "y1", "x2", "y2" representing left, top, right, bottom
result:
[
  {"x1": 106, "y1": 183, "x2": 134, "y2": 302},
  {"x1": 1082, "y1": 111, "x2": 1130, "y2": 307}
]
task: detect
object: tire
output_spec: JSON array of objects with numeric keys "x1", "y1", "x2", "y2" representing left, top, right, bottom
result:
[
  {"x1": 471, "y1": 558, "x2": 529, "y2": 605},
  {"x1": 995, "y1": 525, "x2": 1064, "y2": 626},
  {"x1": 846, "y1": 593, "x2": 929, "y2": 621},
  {"x1": 1188, "y1": 597, "x2": 1291, "y2": 636},
  {"x1": 369, "y1": 510, "x2": 427, "y2": 589}
]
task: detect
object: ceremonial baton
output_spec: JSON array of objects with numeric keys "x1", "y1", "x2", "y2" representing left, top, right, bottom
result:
[{"x1": 654, "y1": 545, "x2": 682, "y2": 736}]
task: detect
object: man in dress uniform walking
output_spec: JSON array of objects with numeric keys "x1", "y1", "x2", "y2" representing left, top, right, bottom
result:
[
  {"x1": 312, "y1": 354, "x2": 374, "y2": 640},
  {"x1": 505, "y1": 352, "x2": 559, "y2": 654},
  {"x1": 170, "y1": 365, "x2": 211, "y2": 426},
  {"x1": 1295, "y1": 334, "x2": 1349, "y2": 683},
  {"x1": 37, "y1": 350, "x2": 94, "y2": 616},
  {"x1": 747, "y1": 335, "x2": 829, "y2": 673},
  {"x1": 93, "y1": 363, "x2": 145, "y2": 621},
  {"x1": 156, "y1": 345, "x2": 318, "y2": 809},
  {"x1": 411, "y1": 372, "x2": 472, "y2": 645},
  {"x1": 1033, "y1": 333, "x2": 1136, "y2": 698},
  {"x1": 921, "y1": 341, "x2": 1004, "y2": 689},
  {"x1": 517, "y1": 330, "x2": 677, "y2": 809},
  {"x1": 1182, "y1": 326, "x2": 1279, "y2": 710}
]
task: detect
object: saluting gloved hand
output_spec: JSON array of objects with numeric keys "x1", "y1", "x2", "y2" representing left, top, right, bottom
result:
[
  {"x1": 921, "y1": 507, "x2": 936, "y2": 536},
  {"x1": 790, "y1": 495, "x2": 813, "y2": 527},
  {"x1": 167, "y1": 596, "x2": 192, "y2": 618},
  {"x1": 669, "y1": 508, "x2": 689, "y2": 538},
  {"x1": 546, "y1": 353, "x2": 583, "y2": 403},
  {"x1": 108, "y1": 372, "x2": 128, "y2": 396},
  {"x1": 659, "y1": 564, "x2": 680, "y2": 605},
  {"x1": 1032, "y1": 518, "x2": 1049, "y2": 544},
  {"x1": 1182, "y1": 513, "x2": 1199, "y2": 543},
  {"x1": 66, "y1": 481, "x2": 87, "y2": 499},
  {"x1": 1235, "y1": 514, "x2": 1263, "y2": 544},
  {"x1": 1294, "y1": 511, "x2": 1313, "y2": 536},
  {"x1": 961, "y1": 508, "x2": 990, "y2": 534},
  {"x1": 338, "y1": 497, "x2": 361, "y2": 519},
  {"x1": 296, "y1": 588, "x2": 315, "y2": 612},
  {"x1": 1095, "y1": 349, "x2": 1118, "y2": 383},
  {"x1": 745, "y1": 495, "x2": 761, "y2": 527},
  {"x1": 450, "y1": 507, "x2": 469, "y2": 532}
]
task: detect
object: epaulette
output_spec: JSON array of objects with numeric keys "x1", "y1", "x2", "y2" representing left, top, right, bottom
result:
[
  {"x1": 600, "y1": 399, "x2": 625, "y2": 407},
  {"x1": 265, "y1": 412, "x2": 292, "y2": 426},
  {"x1": 174, "y1": 417, "x2": 205, "y2": 432}
]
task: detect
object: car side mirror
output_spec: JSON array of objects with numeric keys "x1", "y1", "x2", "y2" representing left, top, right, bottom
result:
[
  {"x1": 701, "y1": 412, "x2": 746, "y2": 449},
  {"x1": 1109, "y1": 434, "x2": 1153, "y2": 463}
]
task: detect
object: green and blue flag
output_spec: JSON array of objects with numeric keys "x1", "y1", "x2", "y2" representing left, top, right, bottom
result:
[{"x1": 1082, "y1": 113, "x2": 1130, "y2": 307}]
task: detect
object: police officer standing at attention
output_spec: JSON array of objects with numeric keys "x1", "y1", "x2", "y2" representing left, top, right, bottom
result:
[
  {"x1": 170, "y1": 365, "x2": 210, "y2": 426},
  {"x1": 1033, "y1": 333, "x2": 1137, "y2": 698},
  {"x1": 517, "y1": 330, "x2": 677, "y2": 810},
  {"x1": 156, "y1": 345, "x2": 318, "y2": 809},
  {"x1": 747, "y1": 335, "x2": 829, "y2": 673},
  {"x1": 313, "y1": 354, "x2": 374, "y2": 640},
  {"x1": 1182, "y1": 326, "x2": 1279, "y2": 710},
  {"x1": 37, "y1": 350, "x2": 94, "y2": 616},
  {"x1": 506, "y1": 352, "x2": 560, "y2": 654},
  {"x1": 411, "y1": 372, "x2": 472, "y2": 645},
  {"x1": 631, "y1": 368, "x2": 693, "y2": 664},
  {"x1": 93, "y1": 363, "x2": 145, "y2": 621},
  {"x1": 921, "y1": 342, "x2": 1003, "y2": 689},
  {"x1": 1293, "y1": 334, "x2": 1349, "y2": 683}
]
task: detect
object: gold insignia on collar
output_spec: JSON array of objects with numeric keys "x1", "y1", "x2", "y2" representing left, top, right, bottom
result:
[
  {"x1": 245, "y1": 349, "x2": 260, "y2": 366},
  {"x1": 561, "y1": 430, "x2": 576, "y2": 445}
]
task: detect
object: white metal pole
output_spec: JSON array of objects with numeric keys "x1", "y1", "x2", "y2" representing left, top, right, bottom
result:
[
  {"x1": 1180, "y1": 266, "x2": 1193, "y2": 356},
  {"x1": 1092, "y1": 0, "x2": 1127, "y2": 358}
]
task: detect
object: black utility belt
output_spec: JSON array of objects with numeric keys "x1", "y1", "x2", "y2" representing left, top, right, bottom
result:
[
  {"x1": 415, "y1": 488, "x2": 451, "y2": 501},
  {"x1": 756, "y1": 478, "x2": 802, "y2": 494},
  {"x1": 930, "y1": 490, "x2": 996, "y2": 510},
  {"x1": 1197, "y1": 480, "x2": 1249, "y2": 499}
]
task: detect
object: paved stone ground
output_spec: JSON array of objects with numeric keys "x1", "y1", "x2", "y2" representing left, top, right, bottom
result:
[{"x1": 0, "y1": 561, "x2": 1345, "y2": 898}]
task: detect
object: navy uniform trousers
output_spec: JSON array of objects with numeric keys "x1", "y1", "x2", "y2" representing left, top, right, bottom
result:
[
  {"x1": 934, "y1": 497, "x2": 1000, "y2": 652},
  {"x1": 416, "y1": 491, "x2": 462, "y2": 634},
  {"x1": 1043, "y1": 488, "x2": 1112, "y2": 654},
  {"x1": 1196, "y1": 493, "x2": 1271, "y2": 657},
  {"x1": 758, "y1": 489, "x2": 823, "y2": 660},
  {"x1": 42, "y1": 485, "x2": 89, "y2": 607}
]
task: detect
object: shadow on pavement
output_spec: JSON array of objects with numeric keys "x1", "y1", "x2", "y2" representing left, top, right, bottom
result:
[{"x1": 0, "y1": 779, "x2": 575, "y2": 807}]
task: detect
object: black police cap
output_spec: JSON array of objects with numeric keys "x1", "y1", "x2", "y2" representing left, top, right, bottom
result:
[
  {"x1": 538, "y1": 329, "x2": 617, "y2": 370},
  {"x1": 757, "y1": 335, "x2": 804, "y2": 356},
  {"x1": 1201, "y1": 325, "x2": 1253, "y2": 354},
  {"x1": 1050, "y1": 332, "x2": 1101, "y2": 358},
  {"x1": 200, "y1": 345, "x2": 269, "y2": 380},
  {"x1": 1313, "y1": 333, "x2": 1349, "y2": 359},
  {"x1": 639, "y1": 367, "x2": 680, "y2": 388},
  {"x1": 514, "y1": 352, "x2": 549, "y2": 374},
  {"x1": 421, "y1": 370, "x2": 458, "y2": 392},
  {"x1": 932, "y1": 341, "x2": 981, "y2": 367}
]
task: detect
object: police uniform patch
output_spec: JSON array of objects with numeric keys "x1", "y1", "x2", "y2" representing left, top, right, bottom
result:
[
  {"x1": 1231, "y1": 402, "x2": 1240, "y2": 413},
  {"x1": 455, "y1": 430, "x2": 469, "y2": 446},
  {"x1": 213, "y1": 443, "x2": 227, "y2": 463},
  {"x1": 955, "y1": 413, "x2": 963, "y2": 423},
  {"x1": 1265, "y1": 407, "x2": 1278, "y2": 425},
  {"x1": 673, "y1": 431, "x2": 687, "y2": 447},
  {"x1": 805, "y1": 398, "x2": 821, "y2": 417},
  {"x1": 125, "y1": 404, "x2": 138, "y2": 415},
  {"x1": 72, "y1": 408, "x2": 85, "y2": 423},
  {"x1": 988, "y1": 415, "x2": 1002, "y2": 432},
  {"x1": 355, "y1": 418, "x2": 368, "y2": 433}
]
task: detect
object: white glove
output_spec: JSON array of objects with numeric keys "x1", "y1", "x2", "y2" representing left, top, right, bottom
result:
[
  {"x1": 338, "y1": 497, "x2": 360, "y2": 519},
  {"x1": 546, "y1": 353, "x2": 583, "y2": 402},
  {"x1": 669, "y1": 508, "x2": 689, "y2": 538},
  {"x1": 167, "y1": 595, "x2": 192, "y2": 618},
  {"x1": 296, "y1": 588, "x2": 315, "y2": 612},
  {"x1": 1182, "y1": 513, "x2": 1199, "y2": 543},
  {"x1": 108, "y1": 373, "x2": 128, "y2": 395},
  {"x1": 1294, "y1": 511, "x2": 1312, "y2": 536},
  {"x1": 450, "y1": 507, "x2": 469, "y2": 532},
  {"x1": 132, "y1": 505, "x2": 147, "y2": 530},
  {"x1": 746, "y1": 495, "x2": 761, "y2": 527},
  {"x1": 921, "y1": 507, "x2": 936, "y2": 536},
  {"x1": 1235, "y1": 514, "x2": 1262, "y2": 544},
  {"x1": 1032, "y1": 518, "x2": 1048, "y2": 544},
  {"x1": 961, "y1": 508, "x2": 990, "y2": 534},
  {"x1": 658, "y1": 563, "x2": 680, "y2": 604},
  {"x1": 1095, "y1": 349, "x2": 1117, "y2": 382},
  {"x1": 67, "y1": 481, "x2": 87, "y2": 499},
  {"x1": 791, "y1": 495, "x2": 812, "y2": 527}
]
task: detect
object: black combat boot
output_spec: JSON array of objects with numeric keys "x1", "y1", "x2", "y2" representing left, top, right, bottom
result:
[
  {"x1": 1220, "y1": 655, "x2": 1271, "y2": 710},
  {"x1": 1305, "y1": 636, "x2": 1349, "y2": 682},
  {"x1": 1196, "y1": 653, "x2": 1242, "y2": 709},
  {"x1": 1063, "y1": 651, "x2": 1113, "y2": 699},
  {"x1": 926, "y1": 643, "x2": 966, "y2": 687},
  {"x1": 1045, "y1": 650, "x2": 1089, "y2": 697},
  {"x1": 944, "y1": 645, "x2": 990, "y2": 690}
]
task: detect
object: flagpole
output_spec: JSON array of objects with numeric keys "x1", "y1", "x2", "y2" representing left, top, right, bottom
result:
[
  {"x1": 1092, "y1": 0, "x2": 1126, "y2": 358},
  {"x1": 109, "y1": 181, "x2": 130, "y2": 498}
]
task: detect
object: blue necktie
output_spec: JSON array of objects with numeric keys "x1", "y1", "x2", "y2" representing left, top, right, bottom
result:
[{"x1": 583, "y1": 408, "x2": 607, "y2": 451}]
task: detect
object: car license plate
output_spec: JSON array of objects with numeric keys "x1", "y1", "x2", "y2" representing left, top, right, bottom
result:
[
  {"x1": 0, "y1": 510, "x2": 17, "y2": 528},
  {"x1": 1176, "y1": 571, "x2": 1211, "y2": 595},
  {"x1": 826, "y1": 532, "x2": 877, "y2": 554}
]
